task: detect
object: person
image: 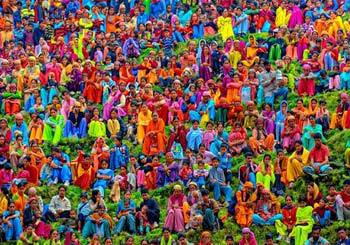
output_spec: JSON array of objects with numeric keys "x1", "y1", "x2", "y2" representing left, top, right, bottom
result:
[
  {"x1": 139, "y1": 189, "x2": 160, "y2": 227},
  {"x1": 163, "y1": 185, "x2": 187, "y2": 233},
  {"x1": 275, "y1": 195, "x2": 296, "y2": 242},
  {"x1": 114, "y1": 191, "x2": 136, "y2": 234},
  {"x1": 159, "y1": 228, "x2": 175, "y2": 245},
  {"x1": 336, "y1": 179, "x2": 350, "y2": 221},
  {"x1": 2, "y1": 201, "x2": 22, "y2": 241},
  {"x1": 42, "y1": 107, "x2": 64, "y2": 145},
  {"x1": 256, "y1": 154, "x2": 275, "y2": 191},
  {"x1": 45, "y1": 185, "x2": 71, "y2": 222},
  {"x1": 252, "y1": 189, "x2": 282, "y2": 225},
  {"x1": 198, "y1": 231, "x2": 213, "y2": 245},
  {"x1": 239, "y1": 227, "x2": 257, "y2": 245},
  {"x1": 336, "y1": 227, "x2": 350, "y2": 245},
  {"x1": 302, "y1": 115, "x2": 325, "y2": 151},
  {"x1": 209, "y1": 157, "x2": 232, "y2": 202},
  {"x1": 313, "y1": 198, "x2": 331, "y2": 227},
  {"x1": 289, "y1": 195, "x2": 314, "y2": 245},
  {"x1": 264, "y1": 233, "x2": 278, "y2": 245},
  {"x1": 17, "y1": 224, "x2": 39, "y2": 245},
  {"x1": 77, "y1": 192, "x2": 91, "y2": 231},
  {"x1": 306, "y1": 182, "x2": 323, "y2": 208},
  {"x1": 196, "y1": 189, "x2": 219, "y2": 231},
  {"x1": 49, "y1": 147, "x2": 72, "y2": 186},
  {"x1": 305, "y1": 226, "x2": 330, "y2": 245},
  {"x1": 225, "y1": 235, "x2": 234, "y2": 245},
  {"x1": 303, "y1": 133, "x2": 331, "y2": 178},
  {"x1": 238, "y1": 152, "x2": 257, "y2": 189},
  {"x1": 82, "y1": 205, "x2": 112, "y2": 239},
  {"x1": 235, "y1": 181, "x2": 255, "y2": 228},
  {"x1": 142, "y1": 112, "x2": 167, "y2": 155},
  {"x1": 286, "y1": 141, "x2": 309, "y2": 187}
]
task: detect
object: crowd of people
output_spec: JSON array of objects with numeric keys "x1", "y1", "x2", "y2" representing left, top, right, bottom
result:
[{"x1": 0, "y1": 0, "x2": 349, "y2": 243}]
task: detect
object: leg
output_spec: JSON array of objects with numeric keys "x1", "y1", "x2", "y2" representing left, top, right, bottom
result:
[
  {"x1": 211, "y1": 182, "x2": 221, "y2": 201},
  {"x1": 252, "y1": 214, "x2": 266, "y2": 225},
  {"x1": 114, "y1": 216, "x2": 126, "y2": 234},
  {"x1": 221, "y1": 185, "x2": 232, "y2": 202}
]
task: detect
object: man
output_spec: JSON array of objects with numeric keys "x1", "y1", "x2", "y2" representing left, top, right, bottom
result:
[
  {"x1": 305, "y1": 226, "x2": 330, "y2": 245},
  {"x1": 209, "y1": 157, "x2": 232, "y2": 202},
  {"x1": 178, "y1": 233, "x2": 193, "y2": 245},
  {"x1": 46, "y1": 185, "x2": 71, "y2": 222},
  {"x1": 336, "y1": 227, "x2": 350, "y2": 245},
  {"x1": 303, "y1": 133, "x2": 331, "y2": 177},
  {"x1": 261, "y1": 61, "x2": 277, "y2": 106},
  {"x1": 11, "y1": 113, "x2": 29, "y2": 146},
  {"x1": 226, "y1": 235, "x2": 234, "y2": 245},
  {"x1": 336, "y1": 179, "x2": 350, "y2": 221},
  {"x1": 265, "y1": 233, "x2": 278, "y2": 245},
  {"x1": 238, "y1": 152, "x2": 257, "y2": 188},
  {"x1": 110, "y1": 136, "x2": 130, "y2": 170},
  {"x1": 139, "y1": 189, "x2": 160, "y2": 227},
  {"x1": 196, "y1": 189, "x2": 219, "y2": 231}
]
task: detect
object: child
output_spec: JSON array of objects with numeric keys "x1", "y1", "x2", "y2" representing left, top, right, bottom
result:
[
  {"x1": 58, "y1": 210, "x2": 78, "y2": 234},
  {"x1": 93, "y1": 160, "x2": 114, "y2": 197},
  {"x1": 202, "y1": 122, "x2": 215, "y2": 150},
  {"x1": 126, "y1": 115, "x2": 137, "y2": 145},
  {"x1": 136, "y1": 205, "x2": 151, "y2": 235},
  {"x1": 312, "y1": 198, "x2": 331, "y2": 227},
  {"x1": 77, "y1": 192, "x2": 91, "y2": 232},
  {"x1": 13, "y1": 163, "x2": 29, "y2": 187},
  {"x1": 40, "y1": 156, "x2": 52, "y2": 184},
  {"x1": 179, "y1": 160, "x2": 193, "y2": 186},
  {"x1": 326, "y1": 185, "x2": 338, "y2": 219},
  {"x1": 193, "y1": 161, "x2": 208, "y2": 188}
]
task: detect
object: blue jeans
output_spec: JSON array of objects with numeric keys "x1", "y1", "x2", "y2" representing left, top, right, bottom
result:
[
  {"x1": 211, "y1": 182, "x2": 232, "y2": 202},
  {"x1": 313, "y1": 210, "x2": 331, "y2": 227},
  {"x1": 252, "y1": 213, "x2": 283, "y2": 225},
  {"x1": 274, "y1": 87, "x2": 288, "y2": 102},
  {"x1": 113, "y1": 214, "x2": 136, "y2": 234},
  {"x1": 303, "y1": 163, "x2": 331, "y2": 176},
  {"x1": 50, "y1": 165, "x2": 72, "y2": 182},
  {"x1": 63, "y1": 119, "x2": 87, "y2": 138}
]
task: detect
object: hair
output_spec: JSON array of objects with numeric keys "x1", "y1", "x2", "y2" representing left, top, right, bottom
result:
[
  {"x1": 91, "y1": 189, "x2": 100, "y2": 203},
  {"x1": 58, "y1": 185, "x2": 66, "y2": 192},
  {"x1": 312, "y1": 225, "x2": 322, "y2": 232}
]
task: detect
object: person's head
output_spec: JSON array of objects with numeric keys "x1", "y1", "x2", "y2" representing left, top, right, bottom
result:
[
  {"x1": 242, "y1": 227, "x2": 252, "y2": 240},
  {"x1": 152, "y1": 112, "x2": 159, "y2": 122},
  {"x1": 173, "y1": 185, "x2": 182, "y2": 196},
  {"x1": 226, "y1": 235, "x2": 234, "y2": 245},
  {"x1": 285, "y1": 195, "x2": 293, "y2": 206},
  {"x1": 212, "y1": 157, "x2": 219, "y2": 167},
  {"x1": 50, "y1": 230, "x2": 59, "y2": 240},
  {"x1": 91, "y1": 189, "x2": 101, "y2": 201},
  {"x1": 101, "y1": 159, "x2": 108, "y2": 169},
  {"x1": 58, "y1": 185, "x2": 66, "y2": 198},
  {"x1": 337, "y1": 227, "x2": 348, "y2": 240},
  {"x1": 343, "y1": 179, "x2": 350, "y2": 193},
  {"x1": 298, "y1": 194, "x2": 307, "y2": 207},
  {"x1": 263, "y1": 154, "x2": 271, "y2": 164},
  {"x1": 319, "y1": 197, "x2": 327, "y2": 207},
  {"x1": 314, "y1": 133, "x2": 322, "y2": 148},
  {"x1": 80, "y1": 192, "x2": 88, "y2": 202},
  {"x1": 28, "y1": 197, "x2": 38, "y2": 209},
  {"x1": 311, "y1": 226, "x2": 322, "y2": 241},
  {"x1": 97, "y1": 205, "x2": 106, "y2": 215},
  {"x1": 162, "y1": 228, "x2": 171, "y2": 240},
  {"x1": 105, "y1": 238, "x2": 113, "y2": 245},
  {"x1": 265, "y1": 233, "x2": 274, "y2": 245},
  {"x1": 125, "y1": 236, "x2": 134, "y2": 245},
  {"x1": 295, "y1": 141, "x2": 303, "y2": 152},
  {"x1": 200, "y1": 231, "x2": 211, "y2": 245}
]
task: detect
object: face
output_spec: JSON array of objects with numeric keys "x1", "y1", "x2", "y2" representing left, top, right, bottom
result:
[
  {"x1": 312, "y1": 229, "x2": 320, "y2": 240},
  {"x1": 338, "y1": 229, "x2": 347, "y2": 240},
  {"x1": 59, "y1": 187, "x2": 65, "y2": 197}
]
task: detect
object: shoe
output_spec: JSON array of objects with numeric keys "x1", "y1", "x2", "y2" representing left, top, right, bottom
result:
[
  {"x1": 64, "y1": 181, "x2": 70, "y2": 186},
  {"x1": 286, "y1": 237, "x2": 291, "y2": 244},
  {"x1": 53, "y1": 178, "x2": 58, "y2": 185},
  {"x1": 153, "y1": 222, "x2": 158, "y2": 228},
  {"x1": 289, "y1": 182, "x2": 294, "y2": 188},
  {"x1": 276, "y1": 235, "x2": 283, "y2": 241}
]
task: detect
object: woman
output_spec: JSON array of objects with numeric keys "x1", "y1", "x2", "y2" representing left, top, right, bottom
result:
[
  {"x1": 63, "y1": 102, "x2": 87, "y2": 139},
  {"x1": 166, "y1": 117, "x2": 187, "y2": 153},
  {"x1": 306, "y1": 182, "x2": 323, "y2": 208},
  {"x1": 275, "y1": 195, "x2": 297, "y2": 242},
  {"x1": 44, "y1": 230, "x2": 61, "y2": 245},
  {"x1": 289, "y1": 195, "x2": 314, "y2": 245},
  {"x1": 235, "y1": 181, "x2": 255, "y2": 227},
  {"x1": 281, "y1": 116, "x2": 301, "y2": 152},
  {"x1": 301, "y1": 115, "x2": 325, "y2": 151},
  {"x1": 3, "y1": 201, "x2": 22, "y2": 241},
  {"x1": 239, "y1": 227, "x2": 257, "y2": 245},
  {"x1": 27, "y1": 142, "x2": 46, "y2": 174},
  {"x1": 228, "y1": 122, "x2": 247, "y2": 155},
  {"x1": 198, "y1": 231, "x2": 213, "y2": 245},
  {"x1": 23, "y1": 198, "x2": 51, "y2": 239},
  {"x1": 28, "y1": 113, "x2": 44, "y2": 144},
  {"x1": 82, "y1": 205, "x2": 112, "y2": 239},
  {"x1": 88, "y1": 108, "x2": 106, "y2": 138},
  {"x1": 252, "y1": 189, "x2": 282, "y2": 225},
  {"x1": 91, "y1": 137, "x2": 110, "y2": 173},
  {"x1": 42, "y1": 108, "x2": 64, "y2": 145},
  {"x1": 261, "y1": 103, "x2": 275, "y2": 135},
  {"x1": 74, "y1": 153, "x2": 95, "y2": 191},
  {"x1": 199, "y1": 45, "x2": 212, "y2": 81},
  {"x1": 137, "y1": 104, "x2": 152, "y2": 145},
  {"x1": 9, "y1": 134, "x2": 27, "y2": 168},
  {"x1": 159, "y1": 228, "x2": 175, "y2": 245},
  {"x1": 142, "y1": 112, "x2": 167, "y2": 155},
  {"x1": 217, "y1": 9, "x2": 234, "y2": 42},
  {"x1": 249, "y1": 117, "x2": 275, "y2": 155},
  {"x1": 17, "y1": 224, "x2": 39, "y2": 245},
  {"x1": 163, "y1": 185, "x2": 187, "y2": 233},
  {"x1": 256, "y1": 154, "x2": 275, "y2": 191},
  {"x1": 286, "y1": 141, "x2": 310, "y2": 187},
  {"x1": 0, "y1": 118, "x2": 11, "y2": 144},
  {"x1": 186, "y1": 120, "x2": 203, "y2": 153}
]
